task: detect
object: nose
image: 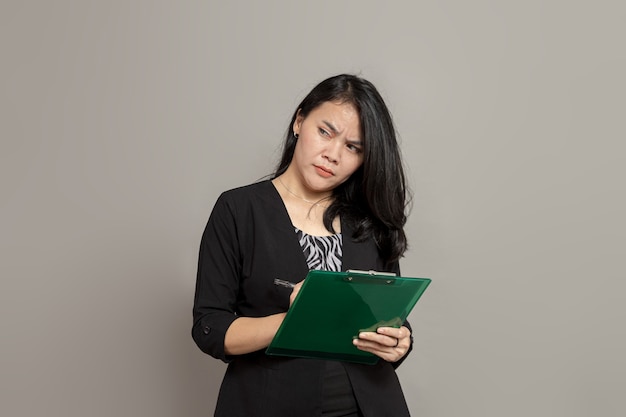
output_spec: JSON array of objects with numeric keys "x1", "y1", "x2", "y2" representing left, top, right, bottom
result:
[{"x1": 323, "y1": 140, "x2": 341, "y2": 164}]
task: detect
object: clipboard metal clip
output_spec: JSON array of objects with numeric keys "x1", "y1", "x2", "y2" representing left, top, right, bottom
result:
[
  {"x1": 346, "y1": 269, "x2": 397, "y2": 276},
  {"x1": 345, "y1": 270, "x2": 397, "y2": 285}
]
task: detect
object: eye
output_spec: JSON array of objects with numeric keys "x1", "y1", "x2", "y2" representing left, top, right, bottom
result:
[
  {"x1": 318, "y1": 127, "x2": 330, "y2": 137},
  {"x1": 347, "y1": 143, "x2": 363, "y2": 153}
]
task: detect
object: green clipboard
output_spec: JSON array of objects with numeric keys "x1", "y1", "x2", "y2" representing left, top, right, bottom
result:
[{"x1": 266, "y1": 269, "x2": 431, "y2": 365}]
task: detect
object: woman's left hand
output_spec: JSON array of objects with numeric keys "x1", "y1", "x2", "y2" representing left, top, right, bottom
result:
[{"x1": 352, "y1": 325, "x2": 411, "y2": 363}]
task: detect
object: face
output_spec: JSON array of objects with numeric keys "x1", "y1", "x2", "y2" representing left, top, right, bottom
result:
[{"x1": 288, "y1": 101, "x2": 364, "y2": 196}]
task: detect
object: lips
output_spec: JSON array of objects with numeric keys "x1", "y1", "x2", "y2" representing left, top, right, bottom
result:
[{"x1": 314, "y1": 165, "x2": 334, "y2": 178}]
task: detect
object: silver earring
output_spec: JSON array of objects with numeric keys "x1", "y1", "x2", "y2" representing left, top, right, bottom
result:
[{"x1": 294, "y1": 132, "x2": 299, "y2": 139}]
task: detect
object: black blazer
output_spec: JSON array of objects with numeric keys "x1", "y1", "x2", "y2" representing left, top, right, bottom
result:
[{"x1": 192, "y1": 181, "x2": 412, "y2": 417}]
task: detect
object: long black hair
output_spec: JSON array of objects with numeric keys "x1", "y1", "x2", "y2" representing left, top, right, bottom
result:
[{"x1": 273, "y1": 74, "x2": 410, "y2": 265}]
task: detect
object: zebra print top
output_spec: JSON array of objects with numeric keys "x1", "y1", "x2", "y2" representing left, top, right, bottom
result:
[{"x1": 295, "y1": 228, "x2": 342, "y2": 272}]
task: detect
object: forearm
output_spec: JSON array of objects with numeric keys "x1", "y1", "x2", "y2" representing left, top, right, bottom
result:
[{"x1": 224, "y1": 312, "x2": 287, "y2": 355}]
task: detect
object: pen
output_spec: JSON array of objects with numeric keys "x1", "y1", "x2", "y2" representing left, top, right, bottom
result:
[{"x1": 274, "y1": 278, "x2": 296, "y2": 289}]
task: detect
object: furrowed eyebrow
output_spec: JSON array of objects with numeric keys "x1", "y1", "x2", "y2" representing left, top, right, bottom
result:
[
  {"x1": 322, "y1": 120, "x2": 362, "y2": 144},
  {"x1": 322, "y1": 120, "x2": 339, "y2": 134}
]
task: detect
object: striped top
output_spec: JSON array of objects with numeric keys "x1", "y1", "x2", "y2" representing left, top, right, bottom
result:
[{"x1": 295, "y1": 228, "x2": 342, "y2": 272}]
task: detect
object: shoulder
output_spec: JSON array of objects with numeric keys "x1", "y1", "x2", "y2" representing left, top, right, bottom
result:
[
  {"x1": 212, "y1": 180, "x2": 280, "y2": 216},
  {"x1": 218, "y1": 180, "x2": 273, "y2": 202}
]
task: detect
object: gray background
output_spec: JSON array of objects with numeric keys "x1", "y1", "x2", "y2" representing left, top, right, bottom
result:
[{"x1": 1, "y1": 1, "x2": 624, "y2": 416}]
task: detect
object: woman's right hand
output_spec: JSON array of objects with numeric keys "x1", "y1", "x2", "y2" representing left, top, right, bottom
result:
[
  {"x1": 289, "y1": 280, "x2": 304, "y2": 306},
  {"x1": 224, "y1": 279, "x2": 302, "y2": 355}
]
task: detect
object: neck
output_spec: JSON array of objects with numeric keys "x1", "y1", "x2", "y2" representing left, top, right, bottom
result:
[{"x1": 275, "y1": 175, "x2": 332, "y2": 206}]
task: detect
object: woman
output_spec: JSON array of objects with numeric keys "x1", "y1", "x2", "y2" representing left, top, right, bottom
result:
[{"x1": 192, "y1": 74, "x2": 413, "y2": 416}]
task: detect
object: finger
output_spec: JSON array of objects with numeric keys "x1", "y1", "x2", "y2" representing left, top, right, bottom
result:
[
  {"x1": 355, "y1": 332, "x2": 409, "y2": 353},
  {"x1": 288, "y1": 281, "x2": 304, "y2": 306},
  {"x1": 376, "y1": 326, "x2": 410, "y2": 341},
  {"x1": 352, "y1": 338, "x2": 405, "y2": 362},
  {"x1": 357, "y1": 331, "x2": 398, "y2": 347},
  {"x1": 354, "y1": 338, "x2": 400, "y2": 353}
]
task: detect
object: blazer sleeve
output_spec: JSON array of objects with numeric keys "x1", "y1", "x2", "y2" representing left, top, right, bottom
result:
[{"x1": 192, "y1": 193, "x2": 241, "y2": 362}]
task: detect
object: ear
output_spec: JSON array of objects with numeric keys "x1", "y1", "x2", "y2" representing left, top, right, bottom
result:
[{"x1": 293, "y1": 109, "x2": 303, "y2": 136}]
